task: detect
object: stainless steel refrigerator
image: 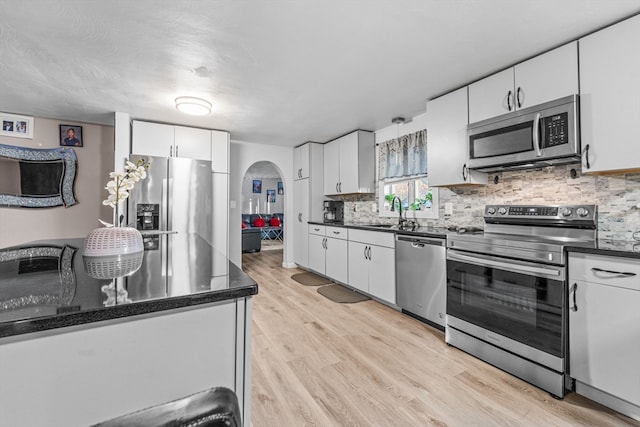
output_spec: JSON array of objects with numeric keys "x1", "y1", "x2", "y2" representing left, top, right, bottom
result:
[{"x1": 127, "y1": 155, "x2": 212, "y2": 242}]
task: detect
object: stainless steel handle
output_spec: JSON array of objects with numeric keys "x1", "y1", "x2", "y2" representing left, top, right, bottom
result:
[
  {"x1": 170, "y1": 145, "x2": 173, "y2": 157},
  {"x1": 363, "y1": 246, "x2": 368, "y2": 260},
  {"x1": 447, "y1": 250, "x2": 562, "y2": 277},
  {"x1": 507, "y1": 90, "x2": 512, "y2": 111},
  {"x1": 336, "y1": 183, "x2": 339, "y2": 193},
  {"x1": 532, "y1": 113, "x2": 542, "y2": 157},
  {"x1": 462, "y1": 163, "x2": 468, "y2": 181},
  {"x1": 570, "y1": 283, "x2": 578, "y2": 312},
  {"x1": 398, "y1": 236, "x2": 444, "y2": 246},
  {"x1": 175, "y1": 145, "x2": 179, "y2": 157},
  {"x1": 516, "y1": 87, "x2": 522, "y2": 108},
  {"x1": 298, "y1": 213, "x2": 302, "y2": 222},
  {"x1": 591, "y1": 267, "x2": 637, "y2": 278},
  {"x1": 339, "y1": 182, "x2": 342, "y2": 192},
  {"x1": 411, "y1": 242, "x2": 426, "y2": 248},
  {"x1": 367, "y1": 246, "x2": 372, "y2": 260},
  {"x1": 322, "y1": 237, "x2": 327, "y2": 249}
]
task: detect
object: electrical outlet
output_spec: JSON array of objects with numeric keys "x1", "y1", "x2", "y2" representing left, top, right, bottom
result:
[{"x1": 444, "y1": 202, "x2": 453, "y2": 215}]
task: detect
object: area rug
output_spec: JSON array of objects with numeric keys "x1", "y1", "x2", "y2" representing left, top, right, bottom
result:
[
  {"x1": 317, "y1": 284, "x2": 371, "y2": 304},
  {"x1": 291, "y1": 272, "x2": 331, "y2": 286}
]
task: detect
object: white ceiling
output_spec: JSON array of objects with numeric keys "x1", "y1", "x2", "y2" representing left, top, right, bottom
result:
[{"x1": 1, "y1": 1, "x2": 639, "y2": 147}]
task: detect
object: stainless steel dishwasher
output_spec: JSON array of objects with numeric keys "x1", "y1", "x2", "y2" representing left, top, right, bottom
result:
[{"x1": 395, "y1": 234, "x2": 446, "y2": 329}]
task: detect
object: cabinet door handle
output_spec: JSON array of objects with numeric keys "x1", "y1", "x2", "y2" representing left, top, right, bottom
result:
[
  {"x1": 170, "y1": 146, "x2": 173, "y2": 157},
  {"x1": 570, "y1": 283, "x2": 578, "y2": 312},
  {"x1": 175, "y1": 145, "x2": 179, "y2": 157},
  {"x1": 313, "y1": 227, "x2": 320, "y2": 232},
  {"x1": 324, "y1": 237, "x2": 328, "y2": 249},
  {"x1": 462, "y1": 163, "x2": 468, "y2": 181},
  {"x1": 507, "y1": 90, "x2": 512, "y2": 111},
  {"x1": 332, "y1": 231, "x2": 340, "y2": 235},
  {"x1": 591, "y1": 267, "x2": 637, "y2": 278},
  {"x1": 367, "y1": 246, "x2": 372, "y2": 260},
  {"x1": 298, "y1": 213, "x2": 302, "y2": 222},
  {"x1": 516, "y1": 87, "x2": 522, "y2": 108},
  {"x1": 339, "y1": 182, "x2": 342, "y2": 192},
  {"x1": 336, "y1": 183, "x2": 339, "y2": 193},
  {"x1": 363, "y1": 246, "x2": 368, "y2": 260},
  {"x1": 584, "y1": 144, "x2": 590, "y2": 169}
]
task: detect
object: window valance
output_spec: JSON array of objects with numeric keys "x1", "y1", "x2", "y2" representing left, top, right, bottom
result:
[{"x1": 378, "y1": 129, "x2": 427, "y2": 180}]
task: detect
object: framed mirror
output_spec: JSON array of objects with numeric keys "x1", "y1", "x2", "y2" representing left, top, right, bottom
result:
[{"x1": 0, "y1": 143, "x2": 78, "y2": 208}]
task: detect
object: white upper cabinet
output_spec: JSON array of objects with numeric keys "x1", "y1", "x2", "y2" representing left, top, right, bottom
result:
[
  {"x1": 580, "y1": 15, "x2": 640, "y2": 174},
  {"x1": 211, "y1": 130, "x2": 230, "y2": 173},
  {"x1": 174, "y1": 126, "x2": 211, "y2": 161},
  {"x1": 514, "y1": 42, "x2": 578, "y2": 110},
  {"x1": 323, "y1": 139, "x2": 341, "y2": 194},
  {"x1": 468, "y1": 69, "x2": 514, "y2": 123},
  {"x1": 293, "y1": 143, "x2": 310, "y2": 180},
  {"x1": 323, "y1": 131, "x2": 374, "y2": 195},
  {"x1": 132, "y1": 121, "x2": 230, "y2": 168},
  {"x1": 426, "y1": 87, "x2": 487, "y2": 186},
  {"x1": 469, "y1": 41, "x2": 578, "y2": 123},
  {"x1": 131, "y1": 121, "x2": 175, "y2": 158}
]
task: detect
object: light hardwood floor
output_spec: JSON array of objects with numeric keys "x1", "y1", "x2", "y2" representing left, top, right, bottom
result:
[{"x1": 243, "y1": 250, "x2": 639, "y2": 427}]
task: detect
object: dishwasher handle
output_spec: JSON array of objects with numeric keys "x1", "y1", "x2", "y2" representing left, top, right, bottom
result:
[{"x1": 397, "y1": 235, "x2": 444, "y2": 247}]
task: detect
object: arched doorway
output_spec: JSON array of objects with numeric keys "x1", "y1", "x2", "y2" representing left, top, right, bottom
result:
[{"x1": 240, "y1": 161, "x2": 285, "y2": 261}]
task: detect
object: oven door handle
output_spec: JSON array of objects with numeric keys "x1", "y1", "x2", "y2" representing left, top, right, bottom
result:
[{"x1": 447, "y1": 250, "x2": 562, "y2": 277}]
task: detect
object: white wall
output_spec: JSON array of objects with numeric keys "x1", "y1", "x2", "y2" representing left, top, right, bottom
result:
[
  {"x1": 374, "y1": 112, "x2": 428, "y2": 144},
  {"x1": 0, "y1": 117, "x2": 114, "y2": 248},
  {"x1": 230, "y1": 140, "x2": 294, "y2": 268}
]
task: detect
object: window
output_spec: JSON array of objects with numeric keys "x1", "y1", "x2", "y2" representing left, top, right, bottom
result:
[{"x1": 379, "y1": 177, "x2": 439, "y2": 219}]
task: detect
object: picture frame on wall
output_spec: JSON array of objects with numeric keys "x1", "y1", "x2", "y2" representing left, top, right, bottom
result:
[
  {"x1": 59, "y1": 125, "x2": 83, "y2": 147},
  {"x1": 252, "y1": 180, "x2": 262, "y2": 193},
  {"x1": 1, "y1": 112, "x2": 34, "y2": 139},
  {"x1": 267, "y1": 189, "x2": 276, "y2": 203},
  {"x1": 277, "y1": 181, "x2": 284, "y2": 195}
]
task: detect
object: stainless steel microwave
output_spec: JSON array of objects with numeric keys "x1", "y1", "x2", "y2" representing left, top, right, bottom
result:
[{"x1": 467, "y1": 95, "x2": 579, "y2": 172}]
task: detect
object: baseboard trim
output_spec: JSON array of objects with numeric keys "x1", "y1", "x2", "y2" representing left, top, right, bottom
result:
[{"x1": 282, "y1": 262, "x2": 298, "y2": 269}]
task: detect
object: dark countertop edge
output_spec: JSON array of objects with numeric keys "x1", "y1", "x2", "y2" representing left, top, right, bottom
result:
[
  {"x1": 566, "y1": 244, "x2": 640, "y2": 259},
  {"x1": 307, "y1": 221, "x2": 448, "y2": 239},
  {"x1": 0, "y1": 262, "x2": 258, "y2": 340}
]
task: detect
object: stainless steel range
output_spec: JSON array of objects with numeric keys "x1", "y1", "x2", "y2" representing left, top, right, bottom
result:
[{"x1": 445, "y1": 204, "x2": 597, "y2": 398}]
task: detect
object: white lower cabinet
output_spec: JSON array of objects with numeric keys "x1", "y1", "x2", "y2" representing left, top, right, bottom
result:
[
  {"x1": 347, "y1": 230, "x2": 396, "y2": 304},
  {"x1": 568, "y1": 253, "x2": 640, "y2": 420},
  {"x1": 308, "y1": 225, "x2": 348, "y2": 284}
]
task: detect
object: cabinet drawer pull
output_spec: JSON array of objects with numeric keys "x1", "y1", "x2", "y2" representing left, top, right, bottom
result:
[
  {"x1": 332, "y1": 231, "x2": 340, "y2": 235},
  {"x1": 584, "y1": 144, "x2": 590, "y2": 169},
  {"x1": 591, "y1": 267, "x2": 636, "y2": 278},
  {"x1": 570, "y1": 283, "x2": 578, "y2": 312},
  {"x1": 313, "y1": 227, "x2": 320, "y2": 232}
]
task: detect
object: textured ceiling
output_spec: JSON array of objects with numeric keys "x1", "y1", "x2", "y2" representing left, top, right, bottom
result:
[{"x1": 1, "y1": 1, "x2": 639, "y2": 146}]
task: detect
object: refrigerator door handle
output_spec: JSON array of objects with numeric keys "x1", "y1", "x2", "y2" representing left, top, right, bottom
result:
[{"x1": 162, "y1": 177, "x2": 170, "y2": 232}]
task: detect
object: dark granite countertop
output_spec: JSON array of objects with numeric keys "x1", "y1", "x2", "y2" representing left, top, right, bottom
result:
[
  {"x1": 308, "y1": 221, "x2": 449, "y2": 239},
  {"x1": 0, "y1": 233, "x2": 258, "y2": 339},
  {"x1": 567, "y1": 239, "x2": 640, "y2": 259}
]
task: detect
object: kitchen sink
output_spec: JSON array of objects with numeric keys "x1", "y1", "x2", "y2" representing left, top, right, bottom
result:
[{"x1": 363, "y1": 224, "x2": 396, "y2": 229}]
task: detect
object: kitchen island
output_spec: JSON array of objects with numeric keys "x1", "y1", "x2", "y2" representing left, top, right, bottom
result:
[{"x1": 0, "y1": 233, "x2": 257, "y2": 427}]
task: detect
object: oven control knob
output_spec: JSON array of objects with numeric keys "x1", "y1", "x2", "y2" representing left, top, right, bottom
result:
[
  {"x1": 576, "y1": 207, "x2": 589, "y2": 217},
  {"x1": 487, "y1": 207, "x2": 496, "y2": 215},
  {"x1": 498, "y1": 207, "x2": 507, "y2": 215},
  {"x1": 561, "y1": 208, "x2": 572, "y2": 217}
]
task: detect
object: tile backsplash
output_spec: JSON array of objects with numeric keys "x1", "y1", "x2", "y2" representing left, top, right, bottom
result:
[{"x1": 341, "y1": 163, "x2": 640, "y2": 241}]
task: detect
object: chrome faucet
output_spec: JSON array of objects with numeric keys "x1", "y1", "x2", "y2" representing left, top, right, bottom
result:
[{"x1": 390, "y1": 196, "x2": 404, "y2": 227}]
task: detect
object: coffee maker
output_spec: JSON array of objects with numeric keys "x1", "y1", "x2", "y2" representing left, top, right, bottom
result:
[{"x1": 323, "y1": 200, "x2": 344, "y2": 224}]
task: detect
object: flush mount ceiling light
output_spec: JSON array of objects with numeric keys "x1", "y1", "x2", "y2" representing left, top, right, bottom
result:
[{"x1": 175, "y1": 96, "x2": 212, "y2": 116}]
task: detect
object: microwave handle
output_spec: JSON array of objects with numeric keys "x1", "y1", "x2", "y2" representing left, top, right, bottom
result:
[{"x1": 533, "y1": 113, "x2": 542, "y2": 157}]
